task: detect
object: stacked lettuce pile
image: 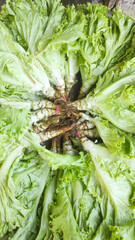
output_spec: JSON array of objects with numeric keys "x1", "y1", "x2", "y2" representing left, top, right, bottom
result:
[{"x1": 0, "y1": 0, "x2": 135, "y2": 239}]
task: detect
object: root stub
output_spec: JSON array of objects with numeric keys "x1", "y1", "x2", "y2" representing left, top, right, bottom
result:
[
  {"x1": 32, "y1": 96, "x2": 81, "y2": 140},
  {"x1": 32, "y1": 95, "x2": 94, "y2": 142}
]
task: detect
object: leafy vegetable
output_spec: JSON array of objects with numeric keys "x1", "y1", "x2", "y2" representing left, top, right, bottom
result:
[
  {"x1": 0, "y1": 0, "x2": 135, "y2": 240},
  {"x1": 0, "y1": 146, "x2": 50, "y2": 238},
  {"x1": 74, "y1": 57, "x2": 135, "y2": 133}
]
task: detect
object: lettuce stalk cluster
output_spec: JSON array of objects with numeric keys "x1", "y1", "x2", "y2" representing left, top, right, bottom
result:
[{"x1": 0, "y1": 0, "x2": 135, "y2": 239}]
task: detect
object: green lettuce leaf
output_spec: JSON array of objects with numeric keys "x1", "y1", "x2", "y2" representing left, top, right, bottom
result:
[
  {"x1": 0, "y1": 0, "x2": 63, "y2": 53},
  {"x1": 77, "y1": 4, "x2": 108, "y2": 96},
  {"x1": 65, "y1": 50, "x2": 79, "y2": 93},
  {"x1": 1, "y1": 148, "x2": 50, "y2": 239},
  {"x1": 51, "y1": 172, "x2": 82, "y2": 240},
  {"x1": 0, "y1": 21, "x2": 24, "y2": 55},
  {"x1": 93, "y1": 82, "x2": 135, "y2": 133},
  {"x1": 95, "y1": 56, "x2": 135, "y2": 94},
  {"x1": 0, "y1": 1, "x2": 135, "y2": 239},
  {"x1": 36, "y1": 175, "x2": 57, "y2": 240},
  {"x1": 78, "y1": 60, "x2": 135, "y2": 133},
  {"x1": 85, "y1": 117, "x2": 135, "y2": 158},
  {"x1": 21, "y1": 130, "x2": 135, "y2": 240},
  {"x1": 37, "y1": 5, "x2": 86, "y2": 53},
  {"x1": 37, "y1": 46, "x2": 66, "y2": 93},
  {"x1": 76, "y1": 139, "x2": 135, "y2": 239},
  {"x1": 76, "y1": 4, "x2": 135, "y2": 96},
  {"x1": 110, "y1": 220, "x2": 135, "y2": 240},
  {"x1": 82, "y1": 140, "x2": 135, "y2": 224},
  {"x1": 0, "y1": 50, "x2": 55, "y2": 98},
  {"x1": 0, "y1": 53, "x2": 41, "y2": 94},
  {"x1": 93, "y1": 8, "x2": 135, "y2": 75},
  {"x1": 0, "y1": 106, "x2": 30, "y2": 144}
]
